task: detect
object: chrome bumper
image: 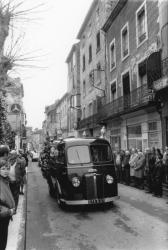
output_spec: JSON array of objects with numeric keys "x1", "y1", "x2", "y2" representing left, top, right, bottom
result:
[{"x1": 60, "y1": 196, "x2": 120, "y2": 205}]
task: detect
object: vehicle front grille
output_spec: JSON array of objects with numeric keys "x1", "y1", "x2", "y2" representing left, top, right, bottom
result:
[{"x1": 83, "y1": 173, "x2": 104, "y2": 200}]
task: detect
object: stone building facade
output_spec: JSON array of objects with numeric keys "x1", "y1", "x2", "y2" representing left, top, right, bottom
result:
[
  {"x1": 100, "y1": 0, "x2": 162, "y2": 151},
  {"x1": 77, "y1": 0, "x2": 115, "y2": 137},
  {"x1": 66, "y1": 43, "x2": 81, "y2": 137}
]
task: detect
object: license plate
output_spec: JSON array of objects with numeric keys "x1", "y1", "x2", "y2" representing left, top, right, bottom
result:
[{"x1": 88, "y1": 198, "x2": 104, "y2": 204}]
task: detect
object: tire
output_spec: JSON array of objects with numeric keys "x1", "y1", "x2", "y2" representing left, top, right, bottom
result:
[{"x1": 55, "y1": 183, "x2": 66, "y2": 209}]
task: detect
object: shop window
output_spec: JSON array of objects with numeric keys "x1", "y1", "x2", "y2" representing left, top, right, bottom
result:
[
  {"x1": 148, "y1": 121, "x2": 157, "y2": 131},
  {"x1": 148, "y1": 121, "x2": 160, "y2": 148},
  {"x1": 127, "y1": 125, "x2": 142, "y2": 150}
]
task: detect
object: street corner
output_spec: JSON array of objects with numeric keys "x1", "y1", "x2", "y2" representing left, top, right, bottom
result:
[{"x1": 7, "y1": 190, "x2": 27, "y2": 250}]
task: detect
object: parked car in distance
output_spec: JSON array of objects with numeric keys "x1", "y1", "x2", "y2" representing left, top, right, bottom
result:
[{"x1": 30, "y1": 151, "x2": 39, "y2": 162}]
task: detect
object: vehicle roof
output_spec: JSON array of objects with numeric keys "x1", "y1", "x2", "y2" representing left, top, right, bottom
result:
[{"x1": 58, "y1": 137, "x2": 110, "y2": 147}]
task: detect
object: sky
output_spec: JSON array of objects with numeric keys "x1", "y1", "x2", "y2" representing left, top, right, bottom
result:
[{"x1": 5, "y1": 0, "x2": 92, "y2": 129}]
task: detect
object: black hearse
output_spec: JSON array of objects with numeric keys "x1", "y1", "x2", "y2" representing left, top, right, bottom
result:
[{"x1": 50, "y1": 137, "x2": 119, "y2": 207}]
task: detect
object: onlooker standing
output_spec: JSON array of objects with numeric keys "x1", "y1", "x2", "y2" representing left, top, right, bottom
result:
[
  {"x1": 147, "y1": 147, "x2": 156, "y2": 193},
  {"x1": 8, "y1": 150, "x2": 26, "y2": 210},
  {"x1": 0, "y1": 145, "x2": 16, "y2": 250},
  {"x1": 153, "y1": 150, "x2": 164, "y2": 197},
  {"x1": 163, "y1": 146, "x2": 168, "y2": 183},
  {"x1": 134, "y1": 151, "x2": 146, "y2": 189},
  {"x1": 115, "y1": 150, "x2": 122, "y2": 183},
  {"x1": 129, "y1": 148, "x2": 138, "y2": 186},
  {"x1": 123, "y1": 150, "x2": 130, "y2": 185}
]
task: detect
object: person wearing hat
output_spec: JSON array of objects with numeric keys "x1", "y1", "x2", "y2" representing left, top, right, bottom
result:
[
  {"x1": 0, "y1": 145, "x2": 16, "y2": 250},
  {"x1": 8, "y1": 150, "x2": 26, "y2": 210}
]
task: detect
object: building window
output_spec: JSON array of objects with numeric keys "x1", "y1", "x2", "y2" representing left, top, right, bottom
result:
[
  {"x1": 121, "y1": 23, "x2": 129, "y2": 60},
  {"x1": 88, "y1": 102, "x2": 93, "y2": 116},
  {"x1": 89, "y1": 45, "x2": 92, "y2": 63},
  {"x1": 82, "y1": 55, "x2": 85, "y2": 72},
  {"x1": 83, "y1": 107, "x2": 86, "y2": 119},
  {"x1": 83, "y1": 80, "x2": 86, "y2": 96},
  {"x1": 89, "y1": 71, "x2": 94, "y2": 88},
  {"x1": 148, "y1": 121, "x2": 160, "y2": 148},
  {"x1": 138, "y1": 59, "x2": 147, "y2": 86},
  {"x1": 110, "y1": 81, "x2": 117, "y2": 101},
  {"x1": 96, "y1": 31, "x2": 101, "y2": 53},
  {"x1": 136, "y1": 1, "x2": 148, "y2": 47},
  {"x1": 96, "y1": 62, "x2": 101, "y2": 82},
  {"x1": 88, "y1": 23, "x2": 92, "y2": 38},
  {"x1": 109, "y1": 38, "x2": 116, "y2": 71},
  {"x1": 148, "y1": 121, "x2": 157, "y2": 131},
  {"x1": 127, "y1": 124, "x2": 142, "y2": 150}
]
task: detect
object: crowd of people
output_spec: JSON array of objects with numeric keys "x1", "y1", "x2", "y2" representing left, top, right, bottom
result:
[
  {"x1": 0, "y1": 145, "x2": 28, "y2": 250},
  {"x1": 114, "y1": 146, "x2": 168, "y2": 199}
]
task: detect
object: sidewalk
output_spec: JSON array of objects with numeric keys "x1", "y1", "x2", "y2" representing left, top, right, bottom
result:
[{"x1": 6, "y1": 189, "x2": 26, "y2": 250}]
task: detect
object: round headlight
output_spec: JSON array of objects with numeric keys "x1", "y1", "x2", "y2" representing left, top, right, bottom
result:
[
  {"x1": 106, "y1": 175, "x2": 114, "y2": 184},
  {"x1": 72, "y1": 176, "x2": 80, "y2": 187}
]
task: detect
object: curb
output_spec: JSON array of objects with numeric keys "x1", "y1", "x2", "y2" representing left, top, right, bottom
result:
[{"x1": 7, "y1": 173, "x2": 27, "y2": 250}]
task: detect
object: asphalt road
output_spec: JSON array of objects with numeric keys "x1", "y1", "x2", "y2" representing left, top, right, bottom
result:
[{"x1": 25, "y1": 161, "x2": 168, "y2": 250}]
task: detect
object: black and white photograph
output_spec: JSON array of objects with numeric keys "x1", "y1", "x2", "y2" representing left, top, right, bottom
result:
[{"x1": 0, "y1": 0, "x2": 168, "y2": 249}]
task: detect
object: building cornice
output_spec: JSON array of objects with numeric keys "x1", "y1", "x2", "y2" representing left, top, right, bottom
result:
[
  {"x1": 102, "y1": 0, "x2": 128, "y2": 33},
  {"x1": 77, "y1": 0, "x2": 98, "y2": 39},
  {"x1": 65, "y1": 43, "x2": 79, "y2": 63}
]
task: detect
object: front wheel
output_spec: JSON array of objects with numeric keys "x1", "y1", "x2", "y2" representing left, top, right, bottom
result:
[{"x1": 55, "y1": 184, "x2": 66, "y2": 209}]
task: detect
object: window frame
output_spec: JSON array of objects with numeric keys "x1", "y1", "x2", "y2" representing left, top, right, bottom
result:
[
  {"x1": 109, "y1": 38, "x2": 116, "y2": 72},
  {"x1": 89, "y1": 44, "x2": 92, "y2": 63},
  {"x1": 96, "y1": 31, "x2": 101, "y2": 53},
  {"x1": 136, "y1": 0, "x2": 148, "y2": 48},
  {"x1": 82, "y1": 54, "x2": 85, "y2": 72},
  {"x1": 121, "y1": 22, "x2": 129, "y2": 61},
  {"x1": 110, "y1": 79, "x2": 117, "y2": 102}
]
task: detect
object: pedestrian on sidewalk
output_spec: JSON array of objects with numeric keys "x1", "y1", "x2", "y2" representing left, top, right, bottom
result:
[
  {"x1": 8, "y1": 150, "x2": 26, "y2": 211},
  {"x1": 0, "y1": 145, "x2": 16, "y2": 250},
  {"x1": 18, "y1": 149, "x2": 27, "y2": 194}
]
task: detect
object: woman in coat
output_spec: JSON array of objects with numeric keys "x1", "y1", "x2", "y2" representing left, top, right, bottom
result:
[
  {"x1": 134, "y1": 151, "x2": 146, "y2": 189},
  {"x1": 129, "y1": 148, "x2": 138, "y2": 186},
  {"x1": 0, "y1": 145, "x2": 16, "y2": 250}
]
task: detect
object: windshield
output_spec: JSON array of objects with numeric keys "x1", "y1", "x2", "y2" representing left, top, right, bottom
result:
[
  {"x1": 90, "y1": 144, "x2": 112, "y2": 163},
  {"x1": 67, "y1": 145, "x2": 90, "y2": 164}
]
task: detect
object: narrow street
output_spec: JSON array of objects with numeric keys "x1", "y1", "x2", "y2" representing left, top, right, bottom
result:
[{"x1": 25, "y1": 161, "x2": 168, "y2": 250}]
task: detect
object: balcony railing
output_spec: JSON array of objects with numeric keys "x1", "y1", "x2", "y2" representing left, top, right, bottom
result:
[
  {"x1": 79, "y1": 84, "x2": 154, "y2": 129},
  {"x1": 79, "y1": 113, "x2": 99, "y2": 129},
  {"x1": 97, "y1": 84, "x2": 154, "y2": 122}
]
